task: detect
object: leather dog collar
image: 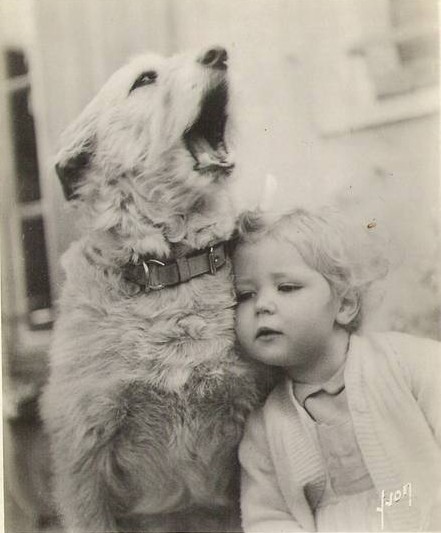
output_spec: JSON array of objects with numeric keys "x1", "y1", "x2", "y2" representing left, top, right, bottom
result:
[{"x1": 123, "y1": 242, "x2": 227, "y2": 292}]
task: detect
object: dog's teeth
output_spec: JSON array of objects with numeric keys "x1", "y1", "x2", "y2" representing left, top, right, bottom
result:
[
  {"x1": 191, "y1": 136, "x2": 217, "y2": 157},
  {"x1": 199, "y1": 151, "x2": 219, "y2": 165},
  {"x1": 187, "y1": 134, "x2": 234, "y2": 173},
  {"x1": 220, "y1": 148, "x2": 234, "y2": 167}
]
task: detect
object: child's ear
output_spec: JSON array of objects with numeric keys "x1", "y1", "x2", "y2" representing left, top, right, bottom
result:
[{"x1": 336, "y1": 290, "x2": 360, "y2": 326}]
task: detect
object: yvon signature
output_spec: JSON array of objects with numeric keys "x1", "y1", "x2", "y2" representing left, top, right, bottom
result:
[{"x1": 376, "y1": 482, "x2": 412, "y2": 530}]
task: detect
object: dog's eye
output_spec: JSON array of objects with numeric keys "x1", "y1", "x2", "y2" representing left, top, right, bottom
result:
[{"x1": 129, "y1": 71, "x2": 158, "y2": 93}]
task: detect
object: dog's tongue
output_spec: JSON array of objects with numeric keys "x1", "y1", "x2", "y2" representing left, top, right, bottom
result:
[{"x1": 188, "y1": 136, "x2": 234, "y2": 173}]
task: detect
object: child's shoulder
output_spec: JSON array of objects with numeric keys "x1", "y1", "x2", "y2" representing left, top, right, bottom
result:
[
  {"x1": 358, "y1": 330, "x2": 440, "y2": 380},
  {"x1": 364, "y1": 330, "x2": 440, "y2": 358}
]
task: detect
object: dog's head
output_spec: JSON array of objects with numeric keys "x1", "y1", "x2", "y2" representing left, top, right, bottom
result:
[{"x1": 55, "y1": 46, "x2": 236, "y2": 251}]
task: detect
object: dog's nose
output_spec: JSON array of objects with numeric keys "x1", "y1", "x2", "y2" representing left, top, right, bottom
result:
[{"x1": 198, "y1": 46, "x2": 228, "y2": 70}]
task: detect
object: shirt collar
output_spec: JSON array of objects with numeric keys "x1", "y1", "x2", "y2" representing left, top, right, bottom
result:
[{"x1": 292, "y1": 359, "x2": 346, "y2": 406}]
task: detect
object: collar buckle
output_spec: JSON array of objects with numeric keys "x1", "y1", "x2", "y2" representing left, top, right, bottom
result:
[
  {"x1": 142, "y1": 259, "x2": 166, "y2": 291},
  {"x1": 208, "y1": 246, "x2": 218, "y2": 275}
]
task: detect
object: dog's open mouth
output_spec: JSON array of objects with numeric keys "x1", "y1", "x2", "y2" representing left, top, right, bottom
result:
[{"x1": 183, "y1": 82, "x2": 234, "y2": 175}]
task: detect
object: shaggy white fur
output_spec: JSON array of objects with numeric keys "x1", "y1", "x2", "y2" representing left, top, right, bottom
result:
[{"x1": 40, "y1": 46, "x2": 270, "y2": 533}]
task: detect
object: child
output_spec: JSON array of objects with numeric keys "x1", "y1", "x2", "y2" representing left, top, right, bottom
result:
[{"x1": 233, "y1": 206, "x2": 441, "y2": 532}]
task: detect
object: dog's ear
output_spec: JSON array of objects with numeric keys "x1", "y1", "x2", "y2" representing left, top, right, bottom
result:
[
  {"x1": 55, "y1": 99, "x2": 100, "y2": 201},
  {"x1": 56, "y1": 151, "x2": 91, "y2": 201}
]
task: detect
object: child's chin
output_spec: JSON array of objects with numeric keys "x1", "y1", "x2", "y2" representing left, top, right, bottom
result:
[{"x1": 255, "y1": 351, "x2": 289, "y2": 367}]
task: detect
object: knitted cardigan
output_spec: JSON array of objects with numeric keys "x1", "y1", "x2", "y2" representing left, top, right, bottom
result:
[{"x1": 239, "y1": 332, "x2": 441, "y2": 532}]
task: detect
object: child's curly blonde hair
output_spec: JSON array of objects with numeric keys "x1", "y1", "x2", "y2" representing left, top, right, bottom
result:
[{"x1": 235, "y1": 206, "x2": 389, "y2": 332}]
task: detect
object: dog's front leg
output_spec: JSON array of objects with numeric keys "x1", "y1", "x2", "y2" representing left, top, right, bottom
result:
[
  {"x1": 51, "y1": 428, "x2": 121, "y2": 533},
  {"x1": 46, "y1": 385, "x2": 144, "y2": 533}
]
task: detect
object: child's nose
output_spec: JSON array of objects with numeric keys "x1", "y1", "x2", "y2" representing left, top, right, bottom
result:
[{"x1": 255, "y1": 291, "x2": 276, "y2": 315}]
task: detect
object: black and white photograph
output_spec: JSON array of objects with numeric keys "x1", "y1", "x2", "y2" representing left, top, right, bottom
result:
[{"x1": 0, "y1": 1, "x2": 440, "y2": 532}]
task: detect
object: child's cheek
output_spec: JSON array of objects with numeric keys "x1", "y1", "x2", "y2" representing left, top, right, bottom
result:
[{"x1": 234, "y1": 309, "x2": 247, "y2": 342}]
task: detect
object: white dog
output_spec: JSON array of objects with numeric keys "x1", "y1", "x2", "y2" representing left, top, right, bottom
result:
[{"x1": 40, "y1": 46, "x2": 270, "y2": 532}]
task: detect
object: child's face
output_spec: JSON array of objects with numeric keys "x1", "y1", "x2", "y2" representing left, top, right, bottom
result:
[{"x1": 233, "y1": 236, "x2": 345, "y2": 381}]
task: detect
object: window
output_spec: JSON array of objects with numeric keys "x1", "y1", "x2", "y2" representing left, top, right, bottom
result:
[
  {"x1": 357, "y1": 0, "x2": 438, "y2": 100},
  {"x1": 304, "y1": 0, "x2": 439, "y2": 135},
  {"x1": 4, "y1": 47, "x2": 53, "y2": 330}
]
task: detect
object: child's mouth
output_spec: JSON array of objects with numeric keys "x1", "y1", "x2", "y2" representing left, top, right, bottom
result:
[{"x1": 255, "y1": 327, "x2": 282, "y2": 340}]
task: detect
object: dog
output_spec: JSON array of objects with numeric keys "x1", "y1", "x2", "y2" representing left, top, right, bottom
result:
[{"x1": 40, "y1": 46, "x2": 271, "y2": 532}]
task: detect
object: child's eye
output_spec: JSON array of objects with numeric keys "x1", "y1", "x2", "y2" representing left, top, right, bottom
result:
[
  {"x1": 236, "y1": 291, "x2": 255, "y2": 303},
  {"x1": 278, "y1": 283, "x2": 302, "y2": 293}
]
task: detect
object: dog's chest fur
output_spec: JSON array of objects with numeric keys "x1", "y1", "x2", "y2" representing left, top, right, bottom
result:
[{"x1": 47, "y1": 240, "x2": 260, "y2": 518}]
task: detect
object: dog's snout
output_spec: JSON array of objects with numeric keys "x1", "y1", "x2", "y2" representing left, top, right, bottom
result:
[{"x1": 198, "y1": 46, "x2": 228, "y2": 70}]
